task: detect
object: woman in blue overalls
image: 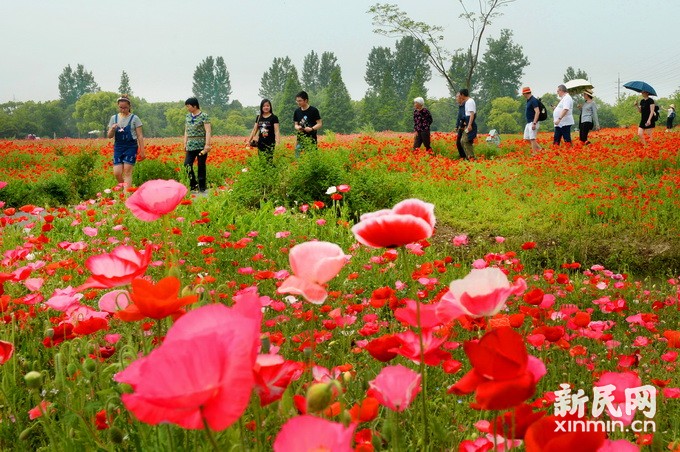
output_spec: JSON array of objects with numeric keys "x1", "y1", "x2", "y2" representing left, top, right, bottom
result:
[{"x1": 107, "y1": 96, "x2": 145, "y2": 188}]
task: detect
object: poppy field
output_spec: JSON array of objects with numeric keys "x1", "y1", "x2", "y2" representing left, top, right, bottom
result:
[{"x1": 1, "y1": 129, "x2": 680, "y2": 451}]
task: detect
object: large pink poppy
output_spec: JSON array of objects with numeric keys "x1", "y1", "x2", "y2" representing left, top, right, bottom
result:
[
  {"x1": 369, "y1": 365, "x2": 422, "y2": 412},
  {"x1": 273, "y1": 415, "x2": 356, "y2": 452},
  {"x1": 125, "y1": 179, "x2": 187, "y2": 222},
  {"x1": 442, "y1": 268, "x2": 527, "y2": 318},
  {"x1": 114, "y1": 288, "x2": 262, "y2": 431},
  {"x1": 277, "y1": 241, "x2": 348, "y2": 304},
  {"x1": 351, "y1": 198, "x2": 435, "y2": 248},
  {"x1": 78, "y1": 245, "x2": 152, "y2": 290}
]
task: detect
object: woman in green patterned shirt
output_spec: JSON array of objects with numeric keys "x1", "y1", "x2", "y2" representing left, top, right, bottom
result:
[{"x1": 183, "y1": 97, "x2": 212, "y2": 193}]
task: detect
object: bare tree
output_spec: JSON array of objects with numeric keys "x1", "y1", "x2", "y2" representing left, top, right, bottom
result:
[{"x1": 368, "y1": 1, "x2": 515, "y2": 93}]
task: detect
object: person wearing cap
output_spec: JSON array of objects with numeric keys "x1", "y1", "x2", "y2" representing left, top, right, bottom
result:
[
  {"x1": 578, "y1": 90, "x2": 600, "y2": 145},
  {"x1": 521, "y1": 87, "x2": 542, "y2": 152},
  {"x1": 666, "y1": 104, "x2": 676, "y2": 131},
  {"x1": 412, "y1": 97, "x2": 433, "y2": 151},
  {"x1": 553, "y1": 84, "x2": 574, "y2": 145},
  {"x1": 633, "y1": 90, "x2": 655, "y2": 146},
  {"x1": 107, "y1": 95, "x2": 144, "y2": 188}
]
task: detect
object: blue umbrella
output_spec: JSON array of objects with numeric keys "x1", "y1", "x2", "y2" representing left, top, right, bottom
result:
[{"x1": 623, "y1": 81, "x2": 657, "y2": 97}]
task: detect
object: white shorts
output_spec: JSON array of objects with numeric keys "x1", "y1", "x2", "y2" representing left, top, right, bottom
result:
[{"x1": 524, "y1": 123, "x2": 539, "y2": 140}]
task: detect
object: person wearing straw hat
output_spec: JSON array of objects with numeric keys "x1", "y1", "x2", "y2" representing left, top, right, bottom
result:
[
  {"x1": 578, "y1": 89, "x2": 600, "y2": 145},
  {"x1": 521, "y1": 86, "x2": 542, "y2": 153},
  {"x1": 666, "y1": 104, "x2": 676, "y2": 131}
]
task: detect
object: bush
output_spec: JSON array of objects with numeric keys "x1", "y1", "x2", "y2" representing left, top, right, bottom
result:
[
  {"x1": 287, "y1": 148, "x2": 349, "y2": 204},
  {"x1": 64, "y1": 150, "x2": 105, "y2": 200},
  {"x1": 229, "y1": 156, "x2": 287, "y2": 208},
  {"x1": 344, "y1": 166, "x2": 411, "y2": 218},
  {"x1": 132, "y1": 159, "x2": 179, "y2": 186},
  {"x1": 36, "y1": 175, "x2": 77, "y2": 206}
]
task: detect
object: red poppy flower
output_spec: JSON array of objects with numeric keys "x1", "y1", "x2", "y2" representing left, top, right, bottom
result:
[
  {"x1": 115, "y1": 277, "x2": 198, "y2": 321},
  {"x1": 0, "y1": 340, "x2": 14, "y2": 364},
  {"x1": 448, "y1": 327, "x2": 546, "y2": 410},
  {"x1": 364, "y1": 334, "x2": 401, "y2": 362},
  {"x1": 524, "y1": 414, "x2": 606, "y2": 452}
]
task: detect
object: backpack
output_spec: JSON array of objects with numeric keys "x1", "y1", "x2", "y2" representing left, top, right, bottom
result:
[
  {"x1": 536, "y1": 98, "x2": 548, "y2": 122},
  {"x1": 654, "y1": 105, "x2": 660, "y2": 121}
]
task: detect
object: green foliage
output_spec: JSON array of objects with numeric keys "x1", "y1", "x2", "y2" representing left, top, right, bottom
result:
[
  {"x1": 563, "y1": 66, "x2": 589, "y2": 83},
  {"x1": 301, "y1": 51, "x2": 321, "y2": 94},
  {"x1": 58, "y1": 64, "x2": 100, "y2": 105},
  {"x1": 319, "y1": 68, "x2": 355, "y2": 134},
  {"x1": 192, "y1": 56, "x2": 232, "y2": 109},
  {"x1": 64, "y1": 149, "x2": 106, "y2": 200},
  {"x1": 287, "y1": 149, "x2": 349, "y2": 203},
  {"x1": 612, "y1": 93, "x2": 642, "y2": 127},
  {"x1": 229, "y1": 156, "x2": 287, "y2": 208},
  {"x1": 260, "y1": 57, "x2": 295, "y2": 101},
  {"x1": 132, "y1": 159, "x2": 179, "y2": 186},
  {"x1": 118, "y1": 70, "x2": 133, "y2": 96},
  {"x1": 344, "y1": 166, "x2": 411, "y2": 217},
  {"x1": 274, "y1": 69, "x2": 302, "y2": 136},
  {"x1": 73, "y1": 91, "x2": 119, "y2": 136},
  {"x1": 487, "y1": 96, "x2": 522, "y2": 133}
]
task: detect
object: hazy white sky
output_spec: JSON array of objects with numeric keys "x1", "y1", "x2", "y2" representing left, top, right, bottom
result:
[{"x1": 3, "y1": 0, "x2": 680, "y2": 106}]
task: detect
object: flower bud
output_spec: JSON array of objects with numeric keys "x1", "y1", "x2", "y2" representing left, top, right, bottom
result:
[
  {"x1": 180, "y1": 285, "x2": 194, "y2": 298},
  {"x1": 83, "y1": 358, "x2": 97, "y2": 374},
  {"x1": 167, "y1": 265, "x2": 182, "y2": 279},
  {"x1": 260, "y1": 335, "x2": 271, "y2": 354},
  {"x1": 109, "y1": 427, "x2": 125, "y2": 444},
  {"x1": 24, "y1": 371, "x2": 43, "y2": 389},
  {"x1": 44, "y1": 328, "x2": 54, "y2": 339},
  {"x1": 306, "y1": 383, "x2": 333, "y2": 413}
]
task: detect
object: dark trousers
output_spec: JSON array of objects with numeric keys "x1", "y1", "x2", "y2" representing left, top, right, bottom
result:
[
  {"x1": 456, "y1": 132, "x2": 467, "y2": 159},
  {"x1": 258, "y1": 143, "x2": 275, "y2": 163},
  {"x1": 579, "y1": 121, "x2": 593, "y2": 143},
  {"x1": 413, "y1": 130, "x2": 431, "y2": 150},
  {"x1": 667, "y1": 118, "x2": 675, "y2": 129},
  {"x1": 184, "y1": 150, "x2": 207, "y2": 191},
  {"x1": 553, "y1": 125, "x2": 572, "y2": 145}
]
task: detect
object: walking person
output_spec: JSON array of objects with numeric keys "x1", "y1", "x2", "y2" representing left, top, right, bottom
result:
[
  {"x1": 634, "y1": 91, "x2": 656, "y2": 146},
  {"x1": 458, "y1": 89, "x2": 477, "y2": 160},
  {"x1": 247, "y1": 99, "x2": 280, "y2": 163},
  {"x1": 553, "y1": 84, "x2": 574, "y2": 146},
  {"x1": 293, "y1": 91, "x2": 322, "y2": 158},
  {"x1": 455, "y1": 92, "x2": 467, "y2": 159},
  {"x1": 412, "y1": 97, "x2": 433, "y2": 152},
  {"x1": 183, "y1": 97, "x2": 212, "y2": 194},
  {"x1": 107, "y1": 95, "x2": 144, "y2": 188},
  {"x1": 666, "y1": 104, "x2": 676, "y2": 131},
  {"x1": 578, "y1": 90, "x2": 600, "y2": 145},
  {"x1": 521, "y1": 87, "x2": 542, "y2": 153}
]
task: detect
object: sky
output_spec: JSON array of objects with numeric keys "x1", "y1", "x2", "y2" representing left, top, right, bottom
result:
[{"x1": 3, "y1": 0, "x2": 680, "y2": 107}]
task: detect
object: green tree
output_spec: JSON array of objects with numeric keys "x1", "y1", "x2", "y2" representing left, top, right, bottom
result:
[
  {"x1": 118, "y1": 71, "x2": 133, "y2": 95},
  {"x1": 318, "y1": 52, "x2": 340, "y2": 91},
  {"x1": 275, "y1": 68, "x2": 302, "y2": 136},
  {"x1": 365, "y1": 46, "x2": 394, "y2": 92},
  {"x1": 320, "y1": 68, "x2": 354, "y2": 133},
  {"x1": 428, "y1": 97, "x2": 457, "y2": 132},
  {"x1": 164, "y1": 106, "x2": 187, "y2": 137},
  {"x1": 301, "y1": 51, "x2": 321, "y2": 94},
  {"x1": 611, "y1": 93, "x2": 640, "y2": 127},
  {"x1": 563, "y1": 66, "x2": 589, "y2": 83},
  {"x1": 372, "y1": 73, "x2": 402, "y2": 131},
  {"x1": 259, "y1": 57, "x2": 294, "y2": 101},
  {"x1": 369, "y1": 0, "x2": 515, "y2": 93},
  {"x1": 192, "y1": 56, "x2": 232, "y2": 109},
  {"x1": 58, "y1": 64, "x2": 100, "y2": 105},
  {"x1": 73, "y1": 92, "x2": 119, "y2": 136},
  {"x1": 447, "y1": 51, "x2": 474, "y2": 96},
  {"x1": 486, "y1": 96, "x2": 522, "y2": 133},
  {"x1": 477, "y1": 30, "x2": 528, "y2": 102},
  {"x1": 393, "y1": 36, "x2": 431, "y2": 100}
]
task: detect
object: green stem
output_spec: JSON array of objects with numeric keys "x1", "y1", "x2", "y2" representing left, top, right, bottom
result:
[
  {"x1": 201, "y1": 408, "x2": 220, "y2": 451},
  {"x1": 415, "y1": 297, "x2": 429, "y2": 445}
]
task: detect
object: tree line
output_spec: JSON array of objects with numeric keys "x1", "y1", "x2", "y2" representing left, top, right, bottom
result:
[{"x1": 1, "y1": 34, "x2": 676, "y2": 138}]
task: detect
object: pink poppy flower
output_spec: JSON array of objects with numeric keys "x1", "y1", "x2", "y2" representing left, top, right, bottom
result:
[
  {"x1": 0, "y1": 181, "x2": 6, "y2": 190},
  {"x1": 351, "y1": 198, "x2": 435, "y2": 248},
  {"x1": 98, "y1": 289, "x2": 130, "y2": 313},
  {"x1": 114, "y1": 289, "x2": 262, "y2": 431},
  {"x1": 83, "y1": 227, "x2": 98, "y2": 237},
  {"x1": 28, "y1": 401, "x2": 53, "y2": 420},
  {"x1": 78, "y1": 245, "x2": 152, "y2": 290},
  {"x1": 594, "y1": 371, "x2": 643, "y2": 425},
  {"x1": 442, "y1": 268, "x2": 527, "y2": 317},
  {"x1": 369, "y1": 365, "x2": 421, "y2": 412},
  {"x1": 597, "y1": 439, "x2": 639, "y2": 452},
  {"x1": 125, "y1": 179, "x2": 187, "y2": 222},
  {"x1": 277, "y1": 241, "x2": 348, "y2": 304},
  {"x1": 453, "y1": 234, "x2": 469, "y2": 246},
  {"x1": 0, "y1": 340, "x2": 14, "y2": 364},
  {"x1": 45, "y1": 286, "x2": 83, "y2": 312},
  {"x1": 273, "y1": 415, "x2": 356, "y2": 452}
]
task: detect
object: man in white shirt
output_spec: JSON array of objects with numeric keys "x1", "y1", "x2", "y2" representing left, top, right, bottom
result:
[
  {"x1": 458, "y1": 89, "x2": 477, "y2": 159},
  {"x1": 553, "y1": 84, "x2": 574, "y2": 145}
]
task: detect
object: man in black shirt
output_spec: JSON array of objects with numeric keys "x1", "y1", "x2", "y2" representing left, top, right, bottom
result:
[{"x1": 293, "y1": 91, "x2": 322, "y2": 157}]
